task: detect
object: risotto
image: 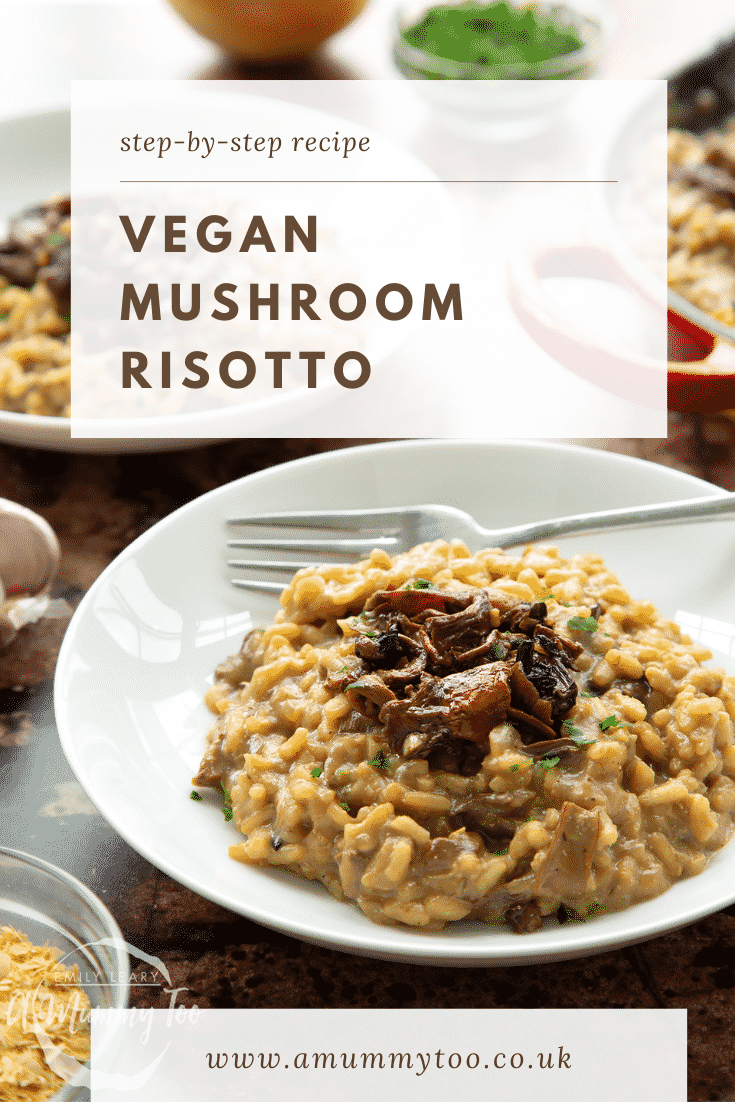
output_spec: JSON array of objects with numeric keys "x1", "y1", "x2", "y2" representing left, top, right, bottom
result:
[
  {"x1": 0, "y1": 197, "x2": 70, "y2": 417},
  {"x1": 194, "y1": 539, "x2": 735, "y2": 932},
  {"x1": 668, "y1": 124, "x2": 735, "y2": 329}
]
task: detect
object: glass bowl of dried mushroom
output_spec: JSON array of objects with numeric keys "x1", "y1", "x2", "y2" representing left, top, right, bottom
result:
[{"x1": 0, "y1": 849, "x2": 129, "y2": 1101}]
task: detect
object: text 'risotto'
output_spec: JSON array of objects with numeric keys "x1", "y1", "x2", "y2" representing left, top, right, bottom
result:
[{"x1": 194, "y1": 540, "x2": 735, "y2": 933}]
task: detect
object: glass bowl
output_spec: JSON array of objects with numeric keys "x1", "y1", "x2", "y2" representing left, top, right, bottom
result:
[
  {"x1": 393, "y1": 0, "x2": 607, "y2": 140},
  {"x1": 0, "y1": 848, "x2": 130, "y2": 1102}
]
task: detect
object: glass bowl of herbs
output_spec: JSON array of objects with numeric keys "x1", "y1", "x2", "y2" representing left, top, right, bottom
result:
[{"x1": 393, "y1": 0, "x2": 607, "y2": 139}]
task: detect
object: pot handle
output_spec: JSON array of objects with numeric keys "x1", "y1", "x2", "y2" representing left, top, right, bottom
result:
[{"x1": 507, "y1": 241, "x2": 735, "y2": 412}]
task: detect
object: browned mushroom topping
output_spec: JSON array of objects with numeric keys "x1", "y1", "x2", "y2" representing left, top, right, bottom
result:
[
  {"x1": 338, "y1": 586, "x2": 582, "y2": 775},
  {"x1": 379, "y1": 663, "x2": 513, "y2": 752}
]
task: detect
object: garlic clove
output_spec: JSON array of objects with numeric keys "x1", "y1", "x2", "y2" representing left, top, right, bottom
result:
[
  {"x1": 0, "y1": 500, "x2": 61, "y2": 649},
  {"x1": 0, "y1": 503, "x2": 60, "y2": 598}
]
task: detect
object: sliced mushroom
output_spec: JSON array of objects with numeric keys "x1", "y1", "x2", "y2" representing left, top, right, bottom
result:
[{"x1": 534, "y1": 802, "x2": 602, "y2": 898}]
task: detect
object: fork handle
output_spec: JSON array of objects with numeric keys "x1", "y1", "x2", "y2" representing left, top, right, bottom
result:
[{"x1": 488, "y1": 492, "x2": 735, "y2": 548}]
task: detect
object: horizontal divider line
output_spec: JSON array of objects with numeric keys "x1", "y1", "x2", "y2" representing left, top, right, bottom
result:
[{"x1": 117, "y1": 178, "x2": 619, "y2": 184}]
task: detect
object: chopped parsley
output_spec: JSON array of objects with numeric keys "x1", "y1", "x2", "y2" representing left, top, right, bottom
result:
[
  {"x1": 580, "y1": 691, "x2": 595, "y2": 698},
  {"x1": 220, "y1": 781, "x2": 233, "y2": 821},
  {"x1": 346, "y1": 681, "x2": 367, "y2": 691},
  {"x1": 340, "y1": 802, "x2": 350, "y2": 812},
  {"x1": 559, "y1": 900, "x2": 606, "y2": 924},
  {"x1": 490, "y1": 847, "x2": 509, "y2": 856},
  {"x1": 335, "y1": 665, "x2": 349, "y2": 673},
  {"x1": 405, "y1": 578, "x2": 432, "y2": 590},
  {"x1": 599, "y1": 715, "x2": 630, "y2": 732},
  {"x1": 538, "y1": 590, "x2": 555, "y2": 601},
  {"x1": 311, "y1": 766, "x2": 324, "y2": 778},
  {"x1": 538, "y1": 755, "x2": 560, "y2": 770},
  {"x1": 567, "y1": 615, "x2": 598, "y2": 632},
  {"x1": 490, "y1": 642, "x2": 504, "y2": 660},
  {"x1": 561, "y1": 718, "x2": 596, "y2": 747},
  {"x1": 46, "y1": 231, "x2": 66, "y2": 247},
  {"x1": 509, "y1": 763, "x2": 521, "y2": 772},
  {"x1": 190, "y1": 790, "x2": 203, "y2": 801},
  {"x1": 367, "y1": 749, "x2": 391, "y2": 770},
  {"x1": 334, "y1": 768, "x2": 352, "y2": 783}
]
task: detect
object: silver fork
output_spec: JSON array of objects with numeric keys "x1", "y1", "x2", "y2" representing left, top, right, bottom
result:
[{"x1": 227, "y1": 493, "x2": 735, "y2": 593}]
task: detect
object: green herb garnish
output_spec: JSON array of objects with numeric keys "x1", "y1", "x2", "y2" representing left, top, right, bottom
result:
[
  {"x1": 340, "y1": 802, "x2": 350, "y2": 812},
  {"x1": 311, "y1": 766, "x2": 324, "y2": 778},
  {"x1": 46, "y1": 231, "x2": 66, "y2": 247},
  {"x1": 405, "y1": 578, "x2": 432, "y2": 590},
  {"x1": 334, "y1": 768, "x2": 352, "y2": 783},
  {"x1": 190, "y1": 790, "x2": 203, "y2": 801},
  {"x1": 538, "y1": 755, "x2": 560, "y2": 770},
  {"x1": 567, "y1": 616, "x2": 598, "y2": 632},
  {"x1": 220, "y1": 781, "x2": 233, "y2": 821},
  {"x1": 367, "y1": 750, "x2": 391, "y2": 770},
  {"x1": 561, "y1": 718, "x2": 596, "y2": 747},
  {"x1": 509, "y1": 763, "x2": 521, "y2": 772},
  {"x1": 490, "y1": 643, "x2": 504, "y2": 660},
  {"x1": 559, "y1": 900, "x2": 606, "y2": 924},
  {"x1": 599, "y1": 715, "x2": 630, "y2": 732}
]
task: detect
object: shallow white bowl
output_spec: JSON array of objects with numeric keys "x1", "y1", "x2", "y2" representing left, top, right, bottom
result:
[
  {"x1": 54, "y1": 440, "x2": 735, "y2": 965},
  {"x1": 0, "y1": 97, "x2": 455, "y2": 452}
]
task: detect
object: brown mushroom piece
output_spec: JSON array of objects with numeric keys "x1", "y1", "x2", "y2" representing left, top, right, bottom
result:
[
  {"x1": 344, "y1": 674, "x2": 398, "y2": 721},
  {"x1": 505, "y1": 900, "x2": 543, "y2": 934},
  {"x1": 379, "y1": 663, "x2": 513, "y2": 751},
  {"x1": 451, "y1": 793, "x2": 532, "y2": 845},
  {"x1": 214, "y1": 628, "x2": 264, "y2": 687},
  {"x1": 534, "y1": 801, "x2": 602, "y2": 898}
]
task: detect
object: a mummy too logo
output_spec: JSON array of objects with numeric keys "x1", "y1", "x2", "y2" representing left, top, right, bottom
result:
[{"x1": 4, "y1": 938, "x2": 200, "y2": 1092}]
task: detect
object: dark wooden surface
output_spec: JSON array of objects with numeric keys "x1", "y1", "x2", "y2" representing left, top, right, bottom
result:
[{"x1": 2, "y1": 416, "x2": 735, "y2": 1101}]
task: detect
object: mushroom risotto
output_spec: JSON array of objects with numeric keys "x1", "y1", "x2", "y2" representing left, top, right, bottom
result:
[{"x1": 194, "y1": 540, "x2": 735, "y2": 932}]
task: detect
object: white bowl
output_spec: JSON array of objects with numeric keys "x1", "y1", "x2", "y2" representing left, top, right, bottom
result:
[{"x1": 54, "y1": 440, "x2": 735, "y2": 965}]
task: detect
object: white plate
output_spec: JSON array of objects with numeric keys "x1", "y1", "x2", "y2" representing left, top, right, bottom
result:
[
  {"x1": 55, "y1": 440, "x2": 735, "y2": 965},
  {"x1": 0, "y1": 96, "x2": 455, "y2": 451}
]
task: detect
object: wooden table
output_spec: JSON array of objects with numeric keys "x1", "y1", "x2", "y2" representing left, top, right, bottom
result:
[
  {"x1": 1, "y1": 420, "x2": 735, "y2": 1100},
  {"x1": 3, "y1": 4, "x2": 735, "y2": 1099}
]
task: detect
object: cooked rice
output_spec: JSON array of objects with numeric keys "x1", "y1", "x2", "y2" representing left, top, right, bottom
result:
[{"x1": 195, "y1": 539, "x2": 735, "y2": 932}]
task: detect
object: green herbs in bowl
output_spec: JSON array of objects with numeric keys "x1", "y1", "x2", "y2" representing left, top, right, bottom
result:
[{"x1": 395, "y1": 0, "x2": 604, "y2": 80}]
